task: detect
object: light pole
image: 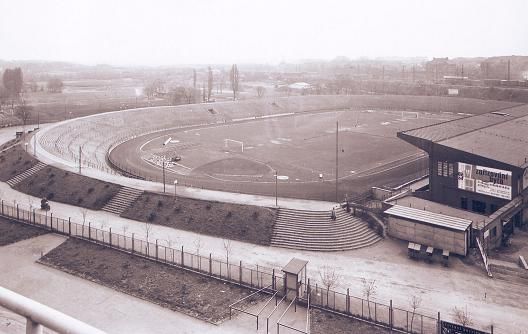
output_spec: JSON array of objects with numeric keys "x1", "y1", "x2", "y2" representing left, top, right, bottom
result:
[
  {"x1": 274, "y1": 170, "x2": 278, "y2": 207},
  {"x1": 24, "y1": 142, "x2": 28, "y2": 152},
  {"x1": 162, "y1": 161, "x2": 166, "y2": 193},
  {"x1": 174, "y1": 180, "x2": 178, "y2": 198}
]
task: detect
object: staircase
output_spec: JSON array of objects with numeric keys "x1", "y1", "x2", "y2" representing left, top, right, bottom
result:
[
  {"x1": 6, "y1": 162, "x2": 47, "y2": 187},
  {"x1": 270, "y1": 208, "x2": 382, "y2": 251},
  {"x1": 102, "y1": 187, "x2": 143, "y2": 215}
]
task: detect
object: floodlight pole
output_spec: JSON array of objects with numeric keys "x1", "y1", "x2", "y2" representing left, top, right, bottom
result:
[
  {"x1": 275, "y1": 170, "x2": 278, "y2": 207},
  {"x1": 335, "y1": 121, "x2": 339, "y2": 203},
  {"x1": 174, "y1": 180, "x2": 178, "y2": 198},
  {"x1": 162, "y1": 161, "x2": 166, "y2": 193}
]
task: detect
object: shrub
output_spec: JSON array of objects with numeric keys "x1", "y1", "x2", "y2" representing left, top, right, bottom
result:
[
  {"x1": 87, "y1": 187, "x2": 94, "y2": 194},
  {"x1": 49, "y1": 173, "x2": 55, "y2": 178},
  {"x1": 148, "y1": 212, "x2": 156, "y2": 222},
  {"x1": 205, "y1": 203, "x2": 212, "y2": 210},
  {"x1": 174, "y1": 206, "x2": 181, "y2": 213},
  {"x1": 157, "y1": 200, "x2": 163, "y2": 208},
  {"x1": 47, "y1": 192, "x2": 54, "y2": 200},
  {"x1": 77, "y1": 198, "x2": 83, "y2": 204},
  {"x1": 104, "y1": 184, "x2": 109, "y2": 188},
  {"x1": 226, "y1": 211, "x2": 232, "y2": 218},
  {"x1": 252, "y1": 211, "x2": 259, "y2": 219}
]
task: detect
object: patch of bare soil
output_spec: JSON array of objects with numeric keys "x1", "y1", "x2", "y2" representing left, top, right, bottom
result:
[
  {"x1": 121, "y1": 193, "x2": 276, "y2": 245},
  {"x1": 310, "y1": 308, "x2": 390, "y2": 334},
  {"x1": 0, "y1": 144, "x2": 40, "y2": 181},
  {"x1": 0, "y1": 217, "x2": 48, "y2": 246},
  {"x1": 14, "y1": 166, "x2": 121, "y2": 210},
  {"x1": 39, "y1": 238, "x2": 255, "y2": 323},
  {"x1": 489, "y1": 228, "x2": 528, "y2": 263}
]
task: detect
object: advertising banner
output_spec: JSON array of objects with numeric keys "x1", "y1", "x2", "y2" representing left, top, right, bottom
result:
[{"x1": 457, "y1": 163, "x2": 511, "y2": 200}]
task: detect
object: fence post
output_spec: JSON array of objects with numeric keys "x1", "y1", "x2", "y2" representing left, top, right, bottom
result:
[
  {"x1": 109, "y1": 227, "x2": 112, "y2": 246},
  {"x1": 437, "y1": 312, "x2": 441, "y2": 334},
  {"x1": 132, "y1": 233, "x2": 135, "y2": 253},
  {"x1": 1, "y1": 200, "x2": 3, "y2": 215},
  {"x1": 347, "y1": 288, "x2": 350, "y2": 314},
  {"x1": 181, "y1": 246, "x2": 184, "y2": 267},
  {"x1": 390, "y1": 299, "x2": 393, "y2": 330},
  {"x1": 50, "y1": 213, "x2": 53, "y2": 229},
  {"x1": 239, "y1": 261, "x2": 242, "y2": 283},
  {"x1": 272, "y1": 269, "x2": 275, "y2": 290},
  {"x1": 88, "y1": 222, "x2": 91, "y2": 239},
  {"x1": 16, "y1": 204, "x2": 19, "y2": 220},
  {"x1": 155, "y1": 239, "x2": 158, "y2": 260},
  {"x1": 68, "y1": 218, "x2": 71, "y2": 236},
  {"x1": 33, "y1": 209, "x2": 35, "y2": 223}
]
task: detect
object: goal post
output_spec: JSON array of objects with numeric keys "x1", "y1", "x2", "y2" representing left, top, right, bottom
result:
[
  {"x1": 400, "y1": 111, "x2": 419, "y2": 120},
  {"x1": 224, "y1": 139, "x2": 244, "y2": 152}
]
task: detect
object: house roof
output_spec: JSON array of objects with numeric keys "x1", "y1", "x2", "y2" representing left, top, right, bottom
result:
[{"x1": 385, "y1": 205, "x2": 473, "y2": 232}]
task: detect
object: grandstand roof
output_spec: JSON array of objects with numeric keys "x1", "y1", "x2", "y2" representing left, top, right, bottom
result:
[{"x1": 398, "y1": 104, "x2": 528, "y2": 168}]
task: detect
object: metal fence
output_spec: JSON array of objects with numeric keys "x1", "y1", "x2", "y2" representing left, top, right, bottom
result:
[
  {"x1": 303, "y1": 283, "x2": 439, "y2": 334},
  {"x1": 0, "y1": 199, "x2": 282, "y2": 293},
  {"x1": 1, "y1": 199, "x2": 444, "y2": 334}
]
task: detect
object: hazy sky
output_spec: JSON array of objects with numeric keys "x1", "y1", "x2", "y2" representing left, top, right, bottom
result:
[{"x1": 1, "y1": 0, "x2": 527, "y2": 66}]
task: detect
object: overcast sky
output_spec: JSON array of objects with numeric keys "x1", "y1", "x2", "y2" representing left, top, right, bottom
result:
[{"x1": 1, "y1": 0, "x2": 527, "y2": 66}]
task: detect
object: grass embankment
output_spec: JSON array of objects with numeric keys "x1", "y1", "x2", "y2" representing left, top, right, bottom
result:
[
  {"x1": 0, "y1": 144, "x2": 40, "y2": 181},
  {"x1": 122, "y1": 193, "x2": 276, "y2": 245},
  {"x1": 14, "y1": 166, "x2": 121, "y2": 210},
  {"x1": 40, "y1": 238, "x2": 255, "y2": 323},
  {"x1": 0, "y1": 217, "x2": 48, "y2": 246}
]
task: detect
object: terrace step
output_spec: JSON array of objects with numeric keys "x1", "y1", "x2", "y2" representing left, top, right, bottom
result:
[
  {"x1": 102, "y1": 187, "x2": 143, "y2": 215},
  {"x1": 6, "y1": 162, "x2": 47, "y2": 187},
  {"x1": 270, "y1": 207, "x2": 381, "y2": 252}
]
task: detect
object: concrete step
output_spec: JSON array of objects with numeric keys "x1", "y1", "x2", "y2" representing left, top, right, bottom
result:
[
  {"x1": 6, "y1": 162, "x2": 47, "y2": 187},
  {"x1": 102, "y1": 187, "x2": 143, "y2": 215}
]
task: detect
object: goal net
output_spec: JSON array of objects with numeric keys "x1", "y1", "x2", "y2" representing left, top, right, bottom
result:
[
  {"x1": 400, "y1": 111, "x2": 419, "y2": 120},
  {"x1": 224, "y1": 139, "x2": 244, "y2": 152}
]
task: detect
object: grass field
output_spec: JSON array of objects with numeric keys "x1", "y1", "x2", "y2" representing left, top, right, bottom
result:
[{"x1": 0, "y1": 217, "x2": 48, "y2": 246}]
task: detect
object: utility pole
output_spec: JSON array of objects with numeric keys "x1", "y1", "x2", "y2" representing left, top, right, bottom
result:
[
  {"x1": 335, "y1": 121, "x2": 339, "y2": 203},
  {"x1": 275, "y1": 170, "x2": 278, "y2": 207},
  {"x1": 162, "y1": 161, "x2": 166, "y2": 193}
]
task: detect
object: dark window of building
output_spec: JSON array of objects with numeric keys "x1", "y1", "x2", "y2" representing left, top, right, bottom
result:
[
  {"x1": 461, "y1": 197, "x2": 468, "y2": 210},
  {"x1": 491, "y1": 226, "x2": 497, "y2": 237},
  {"x1": 490, "y1": 204, "x2": 498, "y2": 214},
  {"x1": 472, "y1": 200, "x2": 486, "y2": 214},
  {"x1": 443, "y1": 162, "x2": 448, "y2": 177},
  {"x1": 437, "y1": 161, "x2": 442, "y2": 176},
  {"x1": 448, "y1": 163, "x2": 454, "y2": 177}
]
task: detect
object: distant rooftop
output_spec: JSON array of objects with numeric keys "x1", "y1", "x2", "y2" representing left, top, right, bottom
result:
[{"x1": 398, "y1": 104, "x2": 528, "y2": 168}]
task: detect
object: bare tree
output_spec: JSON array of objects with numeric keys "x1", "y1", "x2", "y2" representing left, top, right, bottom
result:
[
  {"x1": 202, "y1": 82, "x2": 206, "y2": 102},
  {"x1": 79, "y1": 208, "x2": 88, "y2": 225},
  {"x1": 319, "y1": 265, "x2": 342, "y2": 306},
  {"x1": 229, "y1": 64, "x2": 239, "y2": 100},
  {"x1": 15, "y1": 100, "x2": 32, "y2": 126},
  {"x1": 122, "y1": 224, "x2": 128, "y2": 236},
  {"x1": 222, "y1": 239, "x2": 232, "y2": 264},
  {"x1": 207, "y1": 66, "x2": 213, "y2": 102},
  {"x1": 409, "y1": 295, "x2": 422, "y2": 332},
  {"x1": 452, "y1": 306, "x2": 473, "y2": 327},
  {"x1": 194, "y1": 237, "x2": 202, "y2": 256},
  {"x1": 192, "y1": 69, "x2": 197, "y2": 89},
  {"x1": 145, "y1": 221, "x2": 153, "y2": 243},
  {"x1": 361, "y1": 278, "x2": 377, "y2": 320},
  {"x1": 27, "y1": 195, "x2": 35, "y2": 211},
  {"x1": 256, "y1": 86, "x2": 266, "y2": 98}
]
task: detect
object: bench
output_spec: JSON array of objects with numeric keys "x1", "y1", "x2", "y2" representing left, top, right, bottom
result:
[
  {"x1": 426, "y1": 246, "x2": 434, "y2": 263},
  {"x1": 520, "y1": 255, "x2": 528, "y2": 270},
  {"x1": 442, "y1": 250, "x2": 450, "y2": 267}
]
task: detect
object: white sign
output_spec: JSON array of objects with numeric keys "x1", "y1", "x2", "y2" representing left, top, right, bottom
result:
[
  {"x1": 484, "y1": 230, "x2": 490, "y2": 238},
  {"x1": 448, "y1": 88, "x2": 459, "y2": 96},
  {"x1": 457, "y1": 163, "x2": 512, "y2": 200}
]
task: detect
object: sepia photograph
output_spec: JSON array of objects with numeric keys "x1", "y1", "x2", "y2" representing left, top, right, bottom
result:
[{"x1": 0, "y1": 0, "x2": 527, "y2": 333}]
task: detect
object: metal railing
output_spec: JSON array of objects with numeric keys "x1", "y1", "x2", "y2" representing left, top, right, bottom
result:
[{"x1": 0, "y1": 286, "x2": 106, "y2": 334}]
